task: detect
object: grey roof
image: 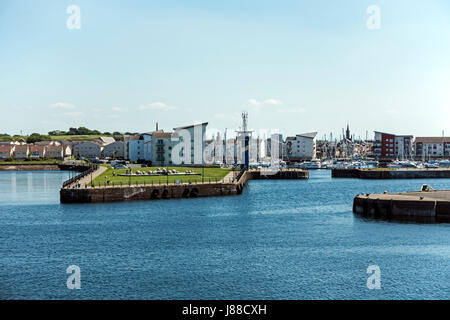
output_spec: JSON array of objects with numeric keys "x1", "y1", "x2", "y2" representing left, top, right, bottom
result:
[
  {"x1": 415, "y1": 137, "x2": 450, "y2": 144},
  {"x1": 173, "y1": 122, "x2": 208, "y2": 130},
  {"x1": 99, "y1": 136, "x2": 116, "y2": 145},
  {"x1": 297, "y1": 132, "x2": 317, "y2": 139}
]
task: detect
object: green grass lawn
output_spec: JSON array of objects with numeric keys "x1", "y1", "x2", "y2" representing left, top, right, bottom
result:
[{"x1": 93, "y1": 166, "x2": 234, "y2": 186}]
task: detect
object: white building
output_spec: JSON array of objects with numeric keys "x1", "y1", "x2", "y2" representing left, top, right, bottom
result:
[
  {"x1": 73, "y1": 137, "x2": 117, "y2": 159},
  {"x1": 266, "y1": 133, "x2": 283, "y2": 160},
  {"x1": 414, "y1": 137, "x2": 450, "y2": 159},
  {"x1": 45, "y1": 145, "x2": 65, "y2": 159},
  {"x1": 14, "y1": 145, "x2": 30, "y2": 159},
  {"x1": 102, "y1": 141, "x2": 125, "y2": 158},
  {"x1": 29, "y1": 145, "x2": 46, "y2": 159},
  {"x1": 124, "y1": 133, "x2": 153, "y2": 162},
  {"x1": 73, "y1": 141, "x2": 103, "y2": 159},
  {"x1": 0, "y1": 145, "x2": 14, "y2": 159},
  {"x1": 172, "y1": 122, "x2": 208, "y2": 165},
  {"x1": 285, "y1": 132, "x2": 317, "y2": 161},
  {"x1": 151, "y1": 132, "x2": 176, "y2": 166},
  {"x1": 124, "y1": 122, "x2": 208, "y2": 165}
]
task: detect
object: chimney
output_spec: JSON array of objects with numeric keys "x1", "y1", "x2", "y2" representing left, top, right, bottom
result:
[{"x1": 156, "y1": 122, "x2": 159, "y2": 132}]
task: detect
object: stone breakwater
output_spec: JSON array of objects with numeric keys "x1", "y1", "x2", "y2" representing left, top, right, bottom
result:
[
  {"x1": 332, "y1": 168, "x2": 450, "y2": 179},
  {"x1": 60, "y1": 169, "x2": 309, "y2": 203},
  {"x1": 353, "y1": 191, "x2": 450, "y2": 222}
]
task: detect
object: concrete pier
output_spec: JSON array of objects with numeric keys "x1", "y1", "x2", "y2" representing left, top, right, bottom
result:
[
  {"x1": 353, "y1": 190, "x2": 450, "y2": 222},
  {"x1": 333, "y1": 168, "x2": 450, "y2": 179},
  {"x1": 60, "y1": 168, "x2": 308, "y2": 203}
]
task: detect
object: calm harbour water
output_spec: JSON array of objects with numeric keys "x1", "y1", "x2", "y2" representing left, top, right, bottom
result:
[{"x1": 0, "y1": 170, "x2": 449, "y2": 300}]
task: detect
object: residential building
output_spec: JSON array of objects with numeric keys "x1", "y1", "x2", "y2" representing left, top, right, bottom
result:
[
  {"x1": 373, "y1": 131, "x2": 413, "y2": 159},
  {"x1": 29, "y1": 145, "x2": 46, "y2": 158},
  {"x1": 124, "y1": 133, "x2": 153, "y2": 162},
  {"x1": 173, "y1": 122, "x2": 208, "y2": 165},
  {"x1": 61, "y1": 144, "x2": 72, "y2": 157},
  {"x1": 414, "y1": 137, "x2": 450, "y2": 159},
  {"x1": 72, "y1": 137, "x2": 116, "y2": 159},
  {"x1": 152, "y1": 132, "x2": 176, "y2": 166},
  {"x1": 395, "y1": 135, "x2": 414, "y2": 159},
  {"x1": 73, "y1": 141, "x2": 103, "y2": 159},
  {"x1": 285, "y1": 132, "x2": 317, "y2": 161},
  {"x1": 45, "y1": 145, "x2": 64, "y2": 159},
  {"x1": 102, "y1": 141, "x2": 125, "y2": 158},
  {"x1": 0, "y1": 145, "x2": 14, "y2": 159},
  {"x1": 14, "y1": 145, "x2": 30, "y2": 159},
  {"x1": 124, "y1": 122, "x2": 208, "y2": 165}
]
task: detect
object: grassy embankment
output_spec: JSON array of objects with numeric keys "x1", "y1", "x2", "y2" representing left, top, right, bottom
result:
[{"x1": 93, "y1": 166, "x2": 233, "y2": 186}]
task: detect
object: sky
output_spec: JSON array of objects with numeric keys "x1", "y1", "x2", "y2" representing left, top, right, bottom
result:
[{"x1": 1, "y1": 0, "x2": 450, "y2": 139}]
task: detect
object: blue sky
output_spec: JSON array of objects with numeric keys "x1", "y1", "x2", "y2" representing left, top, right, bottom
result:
[{"x1": 1, "y1": 0, "x2": 449, "y2": 139}]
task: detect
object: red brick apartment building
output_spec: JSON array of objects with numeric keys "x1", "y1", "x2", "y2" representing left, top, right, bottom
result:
[{"x1": 373, "y1": 131, "x2": 413, "y2": 159}]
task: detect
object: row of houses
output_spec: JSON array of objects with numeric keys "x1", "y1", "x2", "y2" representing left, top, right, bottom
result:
[
  {"x1": 72, "y1": 137, "x2": 125, "y2": 159},
  {"x1": 0, "y1": 143, "x2": 72, "y2": 160},
  {"x1": 373, "y1": 131, "x2": 450, "y2": 159}
]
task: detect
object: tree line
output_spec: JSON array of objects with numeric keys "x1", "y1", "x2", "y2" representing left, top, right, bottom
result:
[{"x1": 1, "y1": 127, "x2": 138, "y2": 143}]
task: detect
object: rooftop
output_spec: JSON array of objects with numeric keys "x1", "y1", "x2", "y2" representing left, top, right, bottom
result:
[
  {"x1": 152, "y1": 132, "x2": 174, "y2": 139},
  {"x1": 415, "y1": 137, "x2": 450, "y2": 144},
  {"x1": 0, "y1": 145, "x2": 14, "y2": 152},
  {"x1": 173, "y1": 122, "x2": 208, "y2": 130}
]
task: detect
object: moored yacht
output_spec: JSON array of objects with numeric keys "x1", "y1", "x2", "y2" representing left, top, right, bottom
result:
[{"x1": 299, "y1": 159, "x2": 322, "y2": 169}]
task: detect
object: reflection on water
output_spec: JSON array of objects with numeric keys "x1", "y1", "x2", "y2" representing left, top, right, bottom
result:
[{"x1": 0, "y1": 171, "x2": 70, "y2": 205}]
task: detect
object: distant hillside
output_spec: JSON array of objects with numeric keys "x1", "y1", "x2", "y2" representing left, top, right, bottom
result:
[{"x1": 0, "y1": 127, "x2": 133, "y2": 143}]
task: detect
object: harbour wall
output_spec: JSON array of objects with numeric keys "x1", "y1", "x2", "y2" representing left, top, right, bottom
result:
[
  {"x1": 332, "y1": 168, "x2": 450, "y2": 179},
  {"x1": 353, "y1": 193, "x2": 450, "y2": 222},
  {"x1": 60, "y1": 169, "x2": 309, "y2": 203},
  {"x1": 61, "y1": 182, "x2": 239, "y2": 203}
]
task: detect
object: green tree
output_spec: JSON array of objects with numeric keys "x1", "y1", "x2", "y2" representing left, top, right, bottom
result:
[
  {"x1": 26, "y1": 133, "x2": 51, "y2": 144},
  {"x1": 76, "y1": 127, "x2": 91, "y2": 135}
]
